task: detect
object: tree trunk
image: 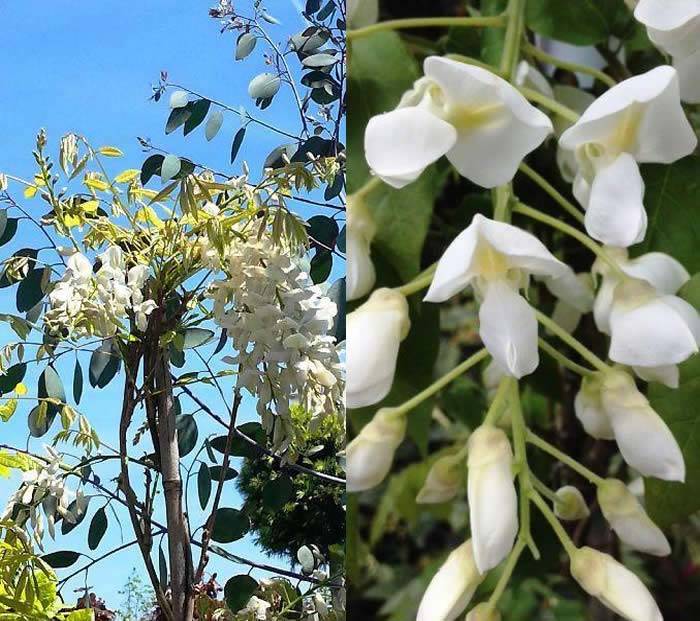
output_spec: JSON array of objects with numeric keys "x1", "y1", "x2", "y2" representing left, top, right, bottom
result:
[{"x1": 155, "y1": 348, "x2": 195, "y2": 621}]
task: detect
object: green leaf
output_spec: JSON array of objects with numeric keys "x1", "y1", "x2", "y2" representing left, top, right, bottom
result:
[
  {"x1": 88, "y1": 507, "x2": 108, "y2": 550},
  {"x1": 636, "y1": 156, "x2": 700, "y2": 274},
  {"x1": 211, "y1": 508, "x2": 250, "y2": 543},
  {"x1": 327, "y1": 278, "x2": 346, "y2": 342},
  {"x1": 248, "y1": 73, "x2": 282, "y2": 99},
  {"x1": 224, "y1": 575, "x2": 258, "y2": 612},
  {"x1": 28, "y1": 404, "x2": 55, "y2": 437},
  {"x1": 40, "y1": 365, "x2": 66, "y2": 404},
  {"x1": 645, "y1": 274, "x2": 700, "y2": 527},
  {"x1": 160, "y1": 154, "x2": 181, "y2": 183},
  {"x1": 169, "y1": 90, "x2": 189, "y2": 109},
  {"x1": 0, "y1": 209, "x2": 7, "y2": 239},
  {"x1": 230, "y1": 127, "x2": 246, "y2": 164},
  {"x1": 211, "y1": 422, "x2": 266, "y2": 458},
  {"x1": 236, "y1": 32, "x2": 257, "y2": 60},
  {"x1": 73, "y1": 359, "x2": 83, "y2": 405},
  {"x1": 184, "y1": 99, "x2": 212, "y2": 135},
  {"x1": 481, "y1": 0, "x2": 508, "y2": 64},
  {"x1": 306, "y1": 0, "x2": 321, "y2": 14},
  {"x1": 42, "y1": 550, "x2": 80, "y2": 568},
  {"x1": 0, "y1": 363, "x2": 26, "y2": 396},
  {"x1": 525, "y1": 0, "x2": 629, "y2": 46},
  {"x1": 302, "y1": 53, "x2": 338, "y2": 68},
  {"x1": 310, "y1": 251, "x2": 332, "y2": 284},
  {"x1": 177, "y1": 328, "x2": 215, "y2": 350},
  {"x1": 307, "y1": 215, "x2": 339, "y2": 250},
  {"x1": 262, "y1": 476, "x2": 294, "y2": 511},
  {"x1": 89, "y1": 340, "x2": 122, "y2": 389},
  {"x1": 16, "y1": 268, "x2": 45, "y2": 313},
  {"x1": 198, "y1": 462, "x2": 212, "y2": 510},
  {"x1": 165, "y1": 106, "x2": 192, "y2": 134},
  {"x1": 159, "y1": 545, "x2": 168, "y2": 591},
  {"x1": 141, "y1": 154, "x2": 165, "y2": 185},
  {"x1": 62, "y1": 498, "x2": 90, "y2": 535},
  {"x1": 209, "y1": 465, "x2": 238, "y2": 481},
  {"x1": 205, "y1": 110, "x2": 224, "y2": 141},
  {"x1": 176, "y1": 414, "x2": 198, "y2": 457},
  {"x1": 0, "y1": 218, "x2": 17, "y2": 247}
]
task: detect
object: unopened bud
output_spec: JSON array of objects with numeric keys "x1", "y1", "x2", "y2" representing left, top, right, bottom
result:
[
  {"x1": 466, "y1": 603, "x2": 501, "y2": 621},
  {"x1": 416, "y1": 453, "x2": 464, "y2": 504},
  {"x1": 554, "y1": 485, "x2": 590, "y2": 521}
]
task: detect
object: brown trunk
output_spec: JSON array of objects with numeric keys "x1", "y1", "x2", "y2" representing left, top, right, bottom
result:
[{"x1": 155, "y1": 347, "x2": 195, "y2": 621}]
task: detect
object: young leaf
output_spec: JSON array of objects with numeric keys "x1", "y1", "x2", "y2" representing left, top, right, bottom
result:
[
  {"x1": 169, "y1": 90, "x2": 189, "y2": 109},
  {"x1": 184, "y1": 99, "x2": 212, "y2": 136},
  {"x1": 236, "y1": 33, "x2": 257, "y2": 60},
  {"x1": 198, "y1": 462, "x2": 212, "y2": 510},
  {"x1": 73, "y1": 359, "x2": 83, "y2": 405},
  {"x1": 88, "y1": 508, "x2": 108, "y2": 550},
  {"x1": 165, "y1": 105, "x2": 192, "y2": 134},
  {"x1": 89, "y1": 340, "x2": 121, "y2": 389},
  {"x1": 248, "y1": 73, "x2": 281, "y2": 99},
  {"x1": 205, "y1": 110, "x2": 224, "y2": 141},
  {"x1": 160, "y1": 154, "x2": 182, "y2": 183},
  {"x1": 230, "y1": 127, "x2": 246, "y2": 164}
]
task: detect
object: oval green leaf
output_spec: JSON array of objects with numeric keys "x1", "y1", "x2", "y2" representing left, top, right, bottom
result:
[
  {"x1": 42, "y1": 550, "x2": 80, "y2": 569},
  {"x1": 176, "y1": 414, "x2": 199, "y2": 457},
  {"x1": 236, "y1": 33, "x2": 257, "y2": 60},
  {"x1": 224, "y1": 575, "x2": 258, "y2": 612},
  {"x1": 88, "y1": 507, "x2": 108, "y2": 551},
  {"x1": 198, "y1": 462, "x2": 212, "y2": 510},
  {"x1": 248, "y1": 73, "x2": 281, "y2": 99},
  {"x1": 211, "y1": 508, "x2": 250, "y2": 543}
]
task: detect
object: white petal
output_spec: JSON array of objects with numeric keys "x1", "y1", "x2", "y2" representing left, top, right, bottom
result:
[
  {"x1": 479, "y1": 280, "x2": 539, "y2": 379},
  {"x1": 346, "y1": 289, "x2": 410, "y2": 408},
  {"x1": 574, "y1": 375, "x2": 615, "y2": 440},
  {"x1": 635, "y1": 0, "x2": 700, "y2": 57},
  {"x1": 609, "y1": 294, "x2": 699, "y2": 367},
  {"x1": 424, "y1": 57, "x2": 552, "y2": 188},
  {"x1": 602, "y1": 370, "x2": 685, "y2": 482},
  {"x1": 675, "y1": 49, "x2": 700, "y2": 103},
  {"x1": 467, "y1": 426, "x2": 518, "y2": 573},
  {"x1": 424, "y1": 220, "x2": 480, "y2": 302},
  {"x1": 584, "y1": 153, "x2": 646, "y2": 247},
  {"x1": 416, "y1": 541, "x2": 482, "y2": 621},
  {"x1": 623, "y1": 252, "x2": 690, "y2": 294},
  {"x1": 346, "y1": 232, "x2": 376, "y2": 301},
  {"x1": 364, "y1": 107, "x2": 457, "y2": 189},
  {"x1": 633, "y1": 364, "x2": 680, "y2": 389},
  {"x1": 593, "y1": 276, "x2": 618, "y2": 335},
  {"x1": 545, "y1": 270, "x2": 594, "y2": 313},
  {"x1": 515, "y1": 60, "x2": 554, "y2": 99}
]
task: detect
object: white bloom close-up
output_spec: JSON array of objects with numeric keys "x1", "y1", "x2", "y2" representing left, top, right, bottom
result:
[
  {"x1": 346, "y1": 408, "x2": 406, "y2": 493},
  {"x1": 425, "y1": 214, "x2": 567, "y2": 377},
  {"x1": 346, "y1": 194, "x2": 377, "y2": 301},
  {"x1": 634, "y1": 0, "x2": 700, "y2": 102},
  {"x1": 467, "y1": 425, "x2": 518, "y2": 573},
  {"x1": 559, "y1": 65, "x2": 697, "y2": 247},
  {"x1": 575, "y1": 370, "x2": 685, "y2": 482},
  {"x1": 416, "y1": 540, "x2": 484, "y2": 621},
  {"x1": 347, "y1": 288, "x2": 410, "y2": 408},
  {"x1": 365, "y1": 56, "x2": 552, "y2": 189},
  {"x1": 571, "y1": 546, "x2": 663, "y2": 621},
  {"x1": 598, "y1": 478, "x2": 670, "y2": 556}
]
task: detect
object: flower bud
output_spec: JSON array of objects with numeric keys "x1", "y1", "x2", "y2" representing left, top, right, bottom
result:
[
  {"x1": 346, "y1": 408, "x2": 406, "y2": 493},
  {"x1": 346, "y1": 195, "x2": 377, "y2": 302},
  {"x1": 416, "y1": 453, "x2": 465, "y2": 504},
  {"x1": 574, "y1": 373, "x2": 614, "y2": 440},
  {"x1": 554, "y1": 485, "x2": 590, "y2": 521},
  {"x1": 465, "y1": 603, "x2": 501, "y2": 621},
  {"x1": 597, "y1": 478, "x2": 670, "y2": 556},
  {"x1": 347, "y1": 288, "x2": 410, "y2": 409},
  {"x1": 570, "y1": 546, "x2": 662, "y2": 621},
  {"x1": 416, "y1": 540, "x2": 483, "y2": 621},
  {"x1": 601, "y1": 369, "x2": 685, "y2": 482},
  {"x1": 467, "y1": 425, "x2": 518, "y2": 573}
]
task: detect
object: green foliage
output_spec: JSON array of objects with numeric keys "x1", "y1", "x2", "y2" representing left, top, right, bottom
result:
[{"x1": 236, "y1": 407, "x2": 345, "y2": 560}]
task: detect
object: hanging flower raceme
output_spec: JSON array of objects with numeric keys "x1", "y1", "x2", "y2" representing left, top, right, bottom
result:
[
  {"x1": 346, "y1": 194, "x2": 377, "y2": 301},
  {"x1": 559, "y1": 65, "x2": 697, "y2": 247},
  {"x1": 416, "y1": 540, "x2": 484, "y2": 621},
  {"x1": 347, "y1": 288, "x2": 410, "y2": 408},
  {"x1": 597, "y1": 478, "x2": 670, "y2": 556},
  {"x1": 425, "y1": 214, "x2": 568, "y2": 378},
  {"x1": 570, "y1": 546, "x2": 663, "y2": 621},
  {"x1": 365, "y1": 57, "x2": 553, "y2": 189},
  {"x1": 575, "y1": 369, "x2": 685, "y2": 481},
  {"x1": 634, "y1": 0, "x2": 700, "y2": 103},
  {"x1": 346, "y1": 407, "x2": 406, "y2": 493},
  {"x1": 467, "y1": 425, "x2": 518, "y2": 573}
]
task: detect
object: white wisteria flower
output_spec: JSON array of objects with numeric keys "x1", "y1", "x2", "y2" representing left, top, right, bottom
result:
[
  {"x1": 571, "y1": 546, "x2": 663, "y2": 621},
  {"x1": 347, "y1": 288, "x2": 410, "y2": 408},
  {"x1": 543, "y1": 269, "x2": 595, "y2": 334},
  {"x1": 346, "y1": 194, "x2": 377, "y2": 301},
  {"x1": 416, "y1": 540, "x2": 484, "y2": 621},
  {"x1": 365, "y1": 57, "x2": 552, "y2": 189},
  {"x1": 467, "y1": 425, "x2": 518, "y2": 573},
  {"x1": 634, "y1": 0, "x2": 700, "y2": 102},
  {"x1": 346, "y1": 408, "x2": 406, "y2": 492},
  {"x1": 597, "y1": 478, "x2": 670, "y2": 556},
  {"x1": 551, "y1": 85, "x2": 595, "y2": 183},
  {"x1": 574, "y1": 369, "x2": 685, "y2": 482},
  {"x1": 346, "y1": 0, "x2": 378, "y2": 29},
  {"x1": 554, "y1": 485, "x2": 591, "y2": 521},
  {"x1": 559, "y1": 65, "x2": 697, "y2": 247},
  {"x1": 425, "y1": 214, "x2": 567, "y2": 377},
  {"x1": 592, "y1": 248, "x2": 692, "y2": 387},
  {"x1": 515, "y1": 60, "x2": 554, "y2": 98},
  {"x1": 416, "y1": 452, "x2": 465, "y2": 504}
]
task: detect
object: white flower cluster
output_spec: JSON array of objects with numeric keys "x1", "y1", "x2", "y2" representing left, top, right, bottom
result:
[
  {"x1": 2, "y1": 446, "x2": 86, "y2": 548},
  {"x1": 206, "y1": 235, "x2": 344, "y2": 448},
  {"x1": 46, "y1": 246, "x2": 157, "y2": 338}
]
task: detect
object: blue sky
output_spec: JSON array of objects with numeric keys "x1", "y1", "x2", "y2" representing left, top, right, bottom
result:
[{"x1": 0, "y1": 0, "x2": 335, "y2": 612}]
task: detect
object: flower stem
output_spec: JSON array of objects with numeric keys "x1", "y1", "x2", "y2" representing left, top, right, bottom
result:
[
  {"x1": 492, "y1": 184, "x2": 513, "y2": 222},
  {"x1": 518, "y1": 163, "x2": 584, "y2": 223},
  {"x1": 513, "y1": 202, "x2": 626, "y2": 279},
  {"x1": 351, "y1": 176, "x2": 383, "y2": 201},
  {"x1": 534, "y1": 310, "x2": 609, "y2": 372},
  {"x1": 518, "y1": 87, "x2": 580, "y2": 122},
  {"x1": 530, "y1": 489, "x2": 577, "y2": 556},
  {"x1": 531, "y1": 473, "x2": 559, "y2": 503},
  {"x1": 347, "y1": 15, "x2": 507, "y2": 41},
  {"x1": 483, "y1": 377, "x2": 512, "y2": 425},
  {"x1": 500, "y1": 0, "x2": 527, "y2": 80},
  {"x1": 396, "y1": 348, "x2": 489, "y2": 415},
  {"x1": 538, "y1": 338, "x2": 595, "y2": 377},
  {"x1": 484, "y1": 537, "x2": 527, "y2": 613},
  {"x1": 523, "y1": 42, "x2": 617, "y2": 88},
  {"x1": 394, "y1": 266, "x2": 436, "y2": 297},
  {"x1": 526, "y1": 430, "x2": 606, "y2": 487}
]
